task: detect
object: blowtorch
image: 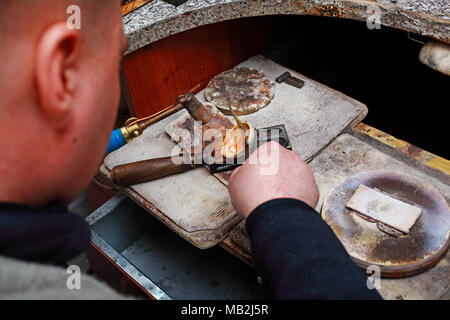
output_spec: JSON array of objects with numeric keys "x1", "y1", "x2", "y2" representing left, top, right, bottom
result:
[{"x1": 106, "y1": 93, "x2": 211, "y2": 154}]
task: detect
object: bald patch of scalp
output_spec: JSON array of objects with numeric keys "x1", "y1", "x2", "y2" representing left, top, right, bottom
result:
[
  {"x1": 0, "y1": 0, "x2": 119, "y2": 66},
  {"x1": 0, "y1": 0, "x2": 120, "y2": 109},
  {"x1": 0, "y1": 0, "x2": 112, "y2": 39}
]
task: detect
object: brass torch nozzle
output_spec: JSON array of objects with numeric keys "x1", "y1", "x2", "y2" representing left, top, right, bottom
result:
[
  {"x1": 120, "y1": 92, "x2": 211, "y2": 143},
  {"x1": 178, "y1": 93, "x2": 212, "y2": 124}
]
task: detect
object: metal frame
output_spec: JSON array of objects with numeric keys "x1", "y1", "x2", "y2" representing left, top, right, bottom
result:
[{"x1": 86, "y1": 193, "x2": 172, "y2": 300}]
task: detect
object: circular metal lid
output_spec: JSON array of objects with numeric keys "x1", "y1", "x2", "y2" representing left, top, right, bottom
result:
[{"x1": 322, "y1": 170, "x2": 450, "y2": 278}]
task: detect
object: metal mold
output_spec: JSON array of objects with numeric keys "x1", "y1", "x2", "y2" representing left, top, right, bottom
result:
[{"x1": 322, "y1": 170, "x2": 450, "y2": 278}]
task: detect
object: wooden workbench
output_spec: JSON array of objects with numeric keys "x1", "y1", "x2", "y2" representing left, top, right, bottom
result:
[
  {"x1": 99, "y1": 50, "x2": 450, "y2": 300},
  {"x1": 220, "y1": 122, "x2": 450, "y2": 300},
  {"x1": 96, "y1": 121, "x2": 450, "y2": 299}
]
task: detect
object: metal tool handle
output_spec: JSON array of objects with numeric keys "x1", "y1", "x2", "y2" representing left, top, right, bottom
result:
[{"x1": 111, "y1": 155, "x2": 197, "y2": 186}]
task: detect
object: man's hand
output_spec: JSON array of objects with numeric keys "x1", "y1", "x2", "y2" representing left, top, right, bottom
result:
[{"x1": 228, "y1": 141, "x2": 319, "y2": 219}]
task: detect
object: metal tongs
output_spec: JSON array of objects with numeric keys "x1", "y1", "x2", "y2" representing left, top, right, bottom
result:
[{"x1": 228, "y1": 106, "x2": 246, "y2": 132}]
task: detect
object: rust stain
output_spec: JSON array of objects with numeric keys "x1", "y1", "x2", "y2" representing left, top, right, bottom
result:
[
  {"x1": 294, "y1": 0, "x2": 306, "y2": 11},
  {"x1": 304, "y1": 4, "x2": 344, "y2": 18},
  {"x1": 405, "y1": 143, "x2": 423, "y2": 159},
  {"x1": 355, "y1": 123, "x2": 450, "y2": 175},
  {"x1": 221, "y1": 237, "x2": 255, "y2": 268},
  {"x1": 121, "y1": 0, "x2": 150, "y2": 17}
]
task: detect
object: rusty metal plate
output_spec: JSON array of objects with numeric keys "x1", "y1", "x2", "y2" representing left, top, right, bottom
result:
[
  {"x1": 322, "y1": 170, "x2": 450, "y2": 278},
  {"x1": 165, "y1": 103, "x2": 234, "y2": 184},
  {"x1": 204, "y1": 67, "x2": 275, "y2": 116},
  {"x1": 166, "y1": 103, "x2": 234, "y2": 154}
]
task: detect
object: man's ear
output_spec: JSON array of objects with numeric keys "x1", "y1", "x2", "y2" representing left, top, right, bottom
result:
[{"x1": 35, "y1": 22, "x2": 81, "y2": 131}]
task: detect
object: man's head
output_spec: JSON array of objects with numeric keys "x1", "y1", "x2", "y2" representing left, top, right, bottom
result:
[{"x1": 0, "y1": 0, "x2": 127, "y2": 206}]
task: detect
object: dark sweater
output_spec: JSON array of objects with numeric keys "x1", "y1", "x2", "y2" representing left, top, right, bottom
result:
[
  {"x1": 0, "y1": 202, "x2": 90, "y2": 266},
  {"x1": 246, "y1": 198, "x2": 382, "y2": 300}
]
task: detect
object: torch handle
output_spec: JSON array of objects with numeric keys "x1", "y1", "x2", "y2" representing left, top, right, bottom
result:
[{"x1": 111, "y1": 154, "x2": 197, "y2": 186}]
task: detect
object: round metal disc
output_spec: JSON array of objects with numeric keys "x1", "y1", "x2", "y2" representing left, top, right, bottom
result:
[
  {"x1": 322, "y1": 170, "x2": 450, "y2": 278},
  {"x1": 204, "y1": 67, "x2": 275, "y2": 116}
]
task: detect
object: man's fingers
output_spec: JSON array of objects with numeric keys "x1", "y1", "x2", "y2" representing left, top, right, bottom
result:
[{"x1": 229, "y1": 164, "x2": 242, "y2": 183}]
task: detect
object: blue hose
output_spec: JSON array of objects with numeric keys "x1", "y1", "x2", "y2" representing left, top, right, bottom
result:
[{"x1": 106, "y1": 128, "x2": 127, "y2": 155}]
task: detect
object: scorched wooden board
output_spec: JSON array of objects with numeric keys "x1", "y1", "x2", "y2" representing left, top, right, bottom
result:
[{"x1": 102, "y1": 56, "x2": 367, "y2": 249}]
